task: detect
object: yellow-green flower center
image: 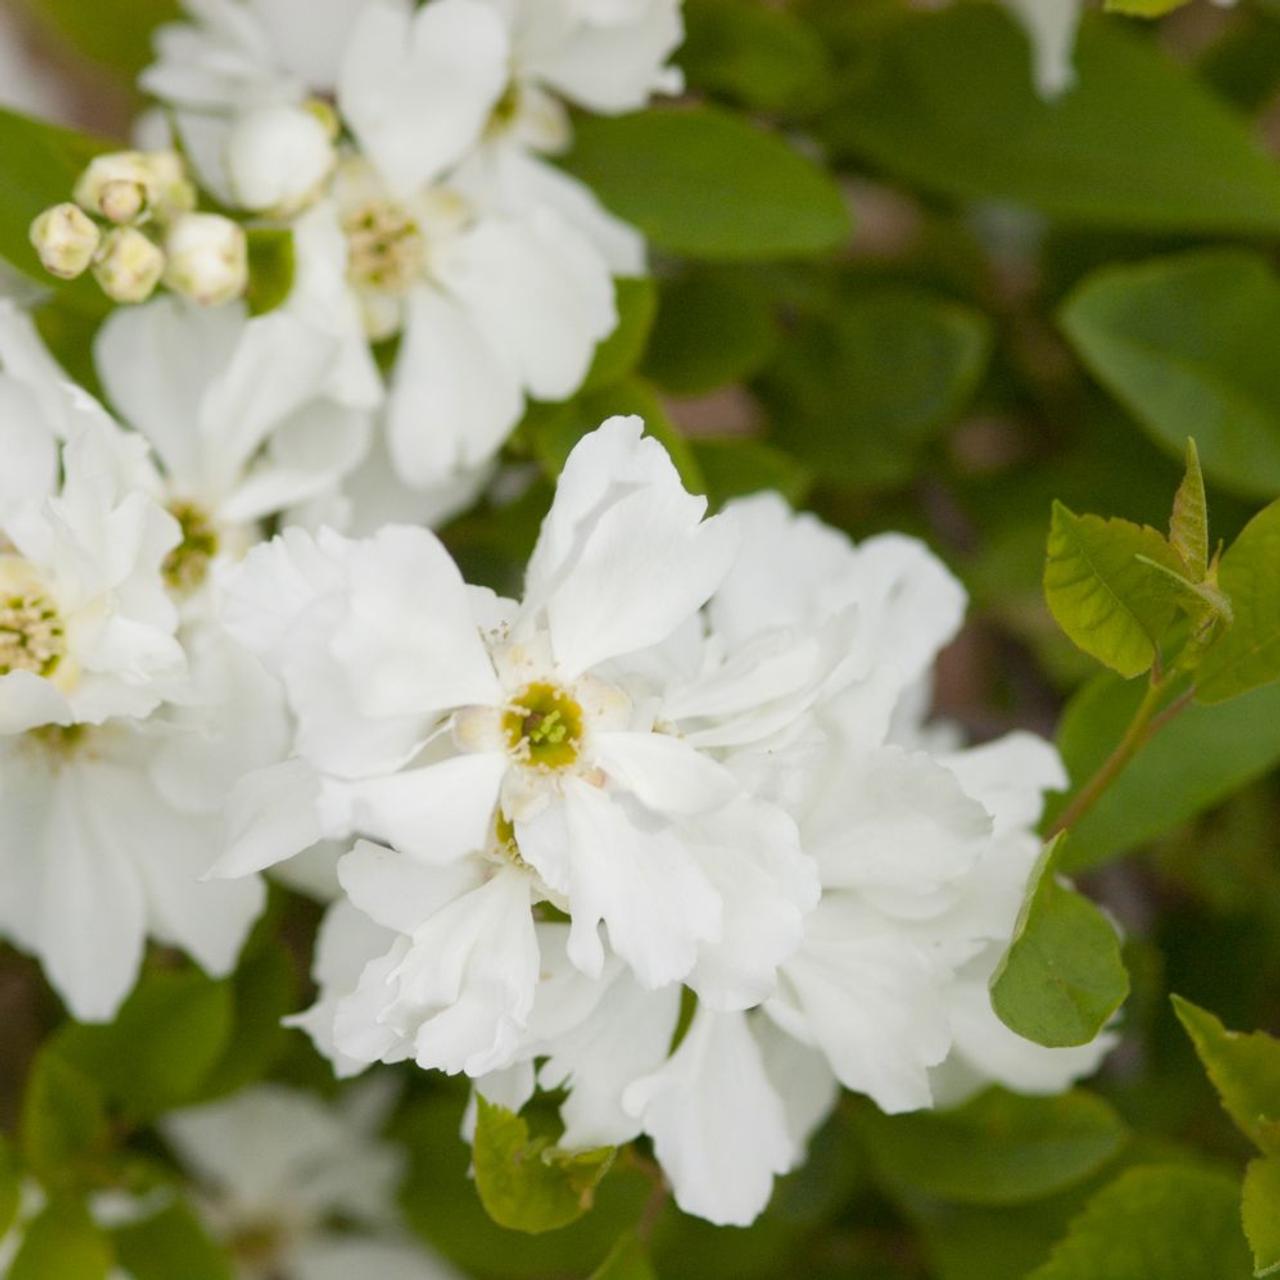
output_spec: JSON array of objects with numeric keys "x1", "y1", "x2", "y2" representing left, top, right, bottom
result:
[
  {"x1": 163, "y1": 501, "x2": 219, "y2": 595},
  {"x1": 343, "y1": 199, "x2": 425, "y2": 293},
  {"x1": 0, "y1": 589, "x2": 65, "y2": 677},
  {"x1": 503, "y1": 681, "x2": 584, "y2": 769}
]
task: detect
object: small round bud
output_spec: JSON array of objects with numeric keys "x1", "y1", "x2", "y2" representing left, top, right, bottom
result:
[
  {"x1": 227, "y1": 105, "x2": 336, "y2": 216},
  {"x1": 93, "y1": 227, "x2": 166, "y2": 304},
  {"x1": 98, "y1": 179, "x2": 147, "y2": 224},
  {"x1": 144, "y1": 150, "x2": 198, "y2": 223},
  {"x1": 163, "y1": 213, "x2": 249, "y2": 307},
  {"x1": 74, "y1": 152, "x2": 156, "y2": 221},
  {"x1": 29, "y1": 203, "x2": 101, "y2": 280}
]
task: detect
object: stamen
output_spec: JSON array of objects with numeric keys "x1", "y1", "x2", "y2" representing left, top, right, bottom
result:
[
  {"x1": 164, "y1": 501, "x2": 219, "y2": 595},
  {"x1": 0, "y1": 590, "x2": 65, "y2": 677},
  {"x1": 343, "y1": 200, "x2": 426, "y2": 293},
  {"x1": 503, "y1": 681, "x2": 585, "y2": 769}
]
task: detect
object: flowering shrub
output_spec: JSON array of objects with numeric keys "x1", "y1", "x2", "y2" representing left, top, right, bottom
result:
[{"x1": 0, "y1": 1, "x2": 1278, "y2": 1277}]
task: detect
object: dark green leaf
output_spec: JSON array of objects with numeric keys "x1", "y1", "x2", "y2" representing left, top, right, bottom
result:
[
  {"x1": 1172, "y1": 996, "x2": 1280, "y2": 1155},
  {"x1": 643, "y1": 271, "x2": 778, "y2": 395},
  {"x1": 472, "y1": 1098, "x2": 615, "y2": 1234},
  {"x1": 20, "y1": 1048, "x2": 111, "y2": 1186},
  {"x1": 990, "y1": 835, "x2": 1129, "y2": 1048},
  {"x1": 562, "y1": 106, "x2": 850, "y2": 260},
  {"x1": 112, "y1": 1200, "x2": 233, "y2": 1280},
  {"x1": 679, "y1": 0, "x2": 834, "y2": 115},
  {"x1": 855, "y1": 1088, "x2": 1129, "y2": 1207},
  {"x1": 10, "y1": 1198, "x2": 114, "y2": 1280},
  {"x1": 54, "y1": 968, "x2": 234, "y2": 1120},
  {"x1": 693, "y1": 437, "x2": 813, "y2": 508},
  {"x1": 1026, "y1": 1164, "x2": 1252, "y2": 1279},
  {"x1": 1244, "y1": 1156, "x2": 1280, "y2": 1278},
  {"x1": 1197, "y1": 500, "x2": 1280, "y2": 703},
  {"x1": 1044, "y1": 503, "x2": 1183, "y2": 678},
  {"x1": 828, "y1": 9, "x2": 1280, "y2": 233},
  {"x1": 1060, "y1": 250, "x2": 1280, "y2": 500},
  {"x1": 583, "y1": 277, "x2": 658, "y2": 393},
  {"x1": 245, "y1": 228, "x2": 295, "y2": 317},
  {"x1": 590, "y1": 1232, "x2": 657, "y2": 1280},
  {"x1": 762, "y1": 288, "x2": 990, "y2": 487},
  {"x1": 1049, "y1": 674, "x2": 1280, "y2": 870}
]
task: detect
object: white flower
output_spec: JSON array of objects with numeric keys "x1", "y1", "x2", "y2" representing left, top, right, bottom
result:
[
  {"x1": 162, "y1": 1082, "x2": 458, "y2": 1280},
  {"x1": 163, "y1": 212, "x2": 250, "y2": 306},
  {"x1": 93, "y1": 294, "x2": 374, "y2": 602},
  {"x1": 226, "y1": 104, "x2": 337, "y2": 215}
]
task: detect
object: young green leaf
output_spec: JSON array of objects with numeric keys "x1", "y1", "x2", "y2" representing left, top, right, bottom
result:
[
  {"x1": 990, "y1": 835, "x2": 1129, "y2": 1048},
  {"x1": 590, "y1": 1232, "x2": 658, "y2": 1280},
  {"x1": 10, "y1": 1198, "x2": 115, "y2": 1280},
  {"x1": 1244, "y1": 1157, "x2": 1280, "y2": 1279},
  {"x1": 853, "y1": 1088, "x2": 1129, "y2": 1207},
  {"x1": 1060, "y1": 250, "x2": 1280, "y2": 499},
  {"x1": 473, "y1": 1098, "x2": 616, "y2": 1234},
  {"x1": 1044, "y1": 503, "x2": 1183, "y2": 678},
  {"x1": 1026, "y1": 1165, "x2": 1252, "y2": 1279},
  {"x1": 826, "y1": 9, "x2": 1280, "y2": 234},
  {"x1": 582, "y1": 278, "x2": 657, "y2": 393},
  {"x1": 1172, "y1": 996, "x2": 1280, "y2": 1155},
  {"x1": 245, "y1": 228, "x2": 296, "y2": 317},
  {"x1": 562, "y1": 106, "x2": 851, "y2": 260},
  {"x1": 1103, "y1": 0, "x2": 1193, "y2": 14},
  {"x1": 53, "y1": 968, "x2": 234, "y2": 1121},
  {"x1": 20, "y1": 1048, "x2": 111, "y2": 1187},
  {"x1": 1170, "y1": 439, "x2": 1209, "y2": 582},
  {"x1": 112, "y1": 1201, "x2": 233, "y2": 1280},
  {"x1": 1196, "y1": 499, "x2": 1280, "y2": 704}
]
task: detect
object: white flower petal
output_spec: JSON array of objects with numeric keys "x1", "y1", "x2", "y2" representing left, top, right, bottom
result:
[
  {"x1": 591, "y1": 730, "x2": 739, "y2": 817},
  {"x1": 337, "y1": 840, "x2": 488, "y2": 932}
]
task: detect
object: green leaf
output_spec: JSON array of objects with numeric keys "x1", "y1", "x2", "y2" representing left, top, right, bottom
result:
[
  {"x1": 1049, "y1": 674, "x2": 1280, "y2": 871},
  {"x1": 245, "y1": 228, "x2": 296, "y2": 317},
  {"x1": 0, "y1": 1135, "x2": 21, "y2": 1238},
  {"x1": 14, "y1": 0, "x2": 179, "y2": 76},
  {"x1": 827, "y1": 9, "x2": 1280, "y2": 234},
  {"x1": 855, "y1": 1088, "x2": 1129, "y2": 1207},
  {"x1": 990, "y1": 835, "x2": 1129, "y2": 1048},
  {"x1": 112, "y1": 1201, "x2": 233, "y2": 1280},
  {"x1": 20, "y1": 1048, "x2": 111, "y2": 1187},
  {"x1": 1172, "y1": 997, "x2": 1280, "y2": 1155},
  {"x1": 1026, "y1": 1164, "x2": 1252, "y2": 1279},
  {"x1": 472, "y1": 1098, "x2": 616, "y2": 1234},
  {"x1": 583, "y1": 277, "x2": 658, "y2": 393},
  {"x1": 1060, "y1": 250, "x2": 1280, "y2": 500},
  {"x1": 1244, "y1": 1157, "x2": 1280, "y2": 1278},
  {"x1": 1170, "y1": 440, "x2": 1209, "y2": 582},
  {"x1": 590, "y1": 1232, "x2": 657, "y2": 1280},
  {"x1": 0, "y1": 108, "x2": 112, "y2": 295},
  {"x1": 692, "y1": 437, "x2": 813, "y2": 508},
  {"x1": 1044, "y1": 503, "x2": 1184, "y2": 678},
  {"x1": 53, "y1": 968, "x2": 234, "y2": 1120},
  {"x1": 10, "y1": 1198, "x2": 115, "y2": 1280},
  {"x1": 761, "y1": 288, "x2": 990, "y2": 488},
  {"x1": 643, "y1": 270, "x2": 778, "y2": 395},
  {"x1": 1103, "y1": 0, "x2": 1192, "y2": 14},
  {"x1": 562, "y1": 106, "x2": 851, "y2": 260},
  {"x1": 1197, "y1": 500, "x2": 1280, "y2": 704},
  {"x1": 679, "y1": 0, "x2": 834, "y2": 115}
]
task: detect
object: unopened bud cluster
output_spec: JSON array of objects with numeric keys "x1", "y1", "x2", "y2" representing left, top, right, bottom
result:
[{"x1": 29, "y1": 150, "x2": 248, "y2": 307}]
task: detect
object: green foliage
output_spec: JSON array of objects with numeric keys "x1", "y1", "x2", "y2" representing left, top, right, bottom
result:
[
  {"x1": 590, "y1": 1232, "x2": 658, "y2": 1280},
  {"x1": 20, "y1": 1047, "x2": 111, "y2": 1188},
  {"x1": 584, "y1": 278, "x2": 658, "y2": 393},
  {"x1": 1243, "y1": 1157, "x2": 1280, "y2": 1278},
  {"x1": 1103, "y1": 0, "x2": 1193, "y2": 14},
  {"x1": 1043, "y1": 504, "x2": 1183, "y2": 679},
  {"x1": 693, "y1": 438, "x2": 813, "y2": 508},
  {"x1": 112, "y1": 1201, "x2": 233, "y2": 1280},
  {"x1": 1026, "y1": 1164, "x2": 1252, "y2": 1279},
  {"x1": 1173, "y1": 997, "x2": 1280, "y2": 1156},
  {"x1": 1050, "y1": 675, "x2": 1280, "y2": 871},
  {"x1": 245, "y1": 228, "x2": 296, "y2": 317},
  {"x1": 52, "y1": 969, "x2": 234, "y2": 1121},
  {"x1": 825, "y1": 8, "x2": 1280, "y2": 233},
  {"x1": 643, "y1": 270, "x2": 778, "y2": 395},
  {"x1": 1197, "y1": 500, "x2": 1280, "y2": 704},
  {"x1": 854, "y1": 1088, "x2": 1129, "y2": 1206},
  {"x1": 562, "y1": 106, "x2": 851, "y2": 260},
  {"x1": 9, "y1": 1197, "x2": 115, "y2": 1280},
  {"x1": 14, "y1": 0, "x2": 179, "y2": 76},
  {"x1": 679, "y1": 0, "x2": 834, "y2": 115},
  {"x1": 472, "y1": 1098, "x2": 617, "y2": 1234},
  {"x1": 1060, "y1": 251, "x2": 1280, "y2": 500},
  {"x1": 0, "y1": 1136, "x2": 21, "y2": 1238},
  {"x1": 990, "y1": 835, "x2": 1129, "y2": 1048},
  {"x1": 761, "y1": 287, "x2": 990, "y2": 488}
]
